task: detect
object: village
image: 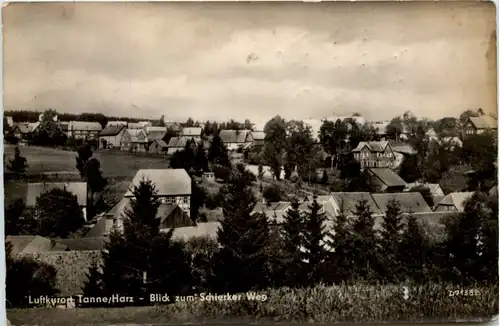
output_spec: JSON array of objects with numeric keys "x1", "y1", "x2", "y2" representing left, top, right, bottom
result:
[{"x1": 3, "y1": 106, "x2": 498, "y2": 311}]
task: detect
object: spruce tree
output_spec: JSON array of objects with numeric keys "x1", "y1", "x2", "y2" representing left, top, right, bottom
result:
[
  {"x1": 81, "y1": 260, "x2": 103, "y2": 307},
  {"x1": 399, "y1": 213, "x2": 427, "y2": 283},
  {"x1": 7, "y1": 146, "x2": 28, "y2": 177},
  {"x1": 76, "y1": 144, "x2": 93, "y2": 178},
  {"x1": 123, "y1": 179, "x2": 161, "y2": 239},
  {"x1": 378, "y1": 199, "x2": 405, "y2": 283},
  {"x1": 325, "y1": 208, "x2": 353, "y2": 284},
  {"x1": 302, "y1": 196, "x2": 329, "y2": 285},
  {"x1": 213, "y1": 165, "x2": 271, "y2": 293},
  {"x1": 350, "y1": 200, "x2": 378, "y2": 281},
  {"x1": 281, "y1": 199, "x2": 305, "y2": 287}
]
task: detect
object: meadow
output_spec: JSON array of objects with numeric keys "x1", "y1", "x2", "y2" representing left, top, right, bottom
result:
[{"x1": 7, "y1": 283, "x2": 498, "y2": 325}]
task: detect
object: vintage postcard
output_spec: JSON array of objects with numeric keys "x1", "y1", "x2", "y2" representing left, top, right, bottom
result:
[{"x1": 3, "y1": 1, "x2": 498, "y2": 325}]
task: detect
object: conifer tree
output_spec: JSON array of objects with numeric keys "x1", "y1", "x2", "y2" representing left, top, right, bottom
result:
[
  {"x1": 123, "y1": 179, "x2": 161, "y2": 239},
  {"x1": 76, "y1": 144, "x2": 93, "y2": 178},
  {"x1": 350, "y1": 200, "x2": 378, "y2": 281},
  {"x1": 378, "y1": 199, "x2": 405, "y2": 283},
  {"x1": 302, "y1": 196, "x2": 329, "y2": 285},
  {"x1": 81, "y1": 260, "x2": 103, "y2": 307},
  {"x1": 212, "y1": 165, "x2": 271, "y2": 293},
  {"x1": 399, "y1": 213, "x2": 427, "y2": 283},
  {"x1": 7, "y1": 146, "x2": 28, "y2": 177},
  {"x1": 281, "y1": 199, "x2": 305, "y2": 287}
]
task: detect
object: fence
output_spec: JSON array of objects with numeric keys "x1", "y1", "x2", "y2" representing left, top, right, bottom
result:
[
  {"x1": 4, "y1": 172, "x2": 82, "y2": 183},
  {"x1": 97, "y1": 148, "x2": 171, "y2": 159}
]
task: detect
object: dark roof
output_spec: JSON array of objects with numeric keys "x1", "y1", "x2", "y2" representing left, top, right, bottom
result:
[
  {"x1": 372, "y1": 192, "x2": 432, "y2": 214},
  {"x1": 168, "y1": 136, "x2": 194, "y2": 148},
  {"x1": 54, "y1": 237, "x2": 109, "y2": 251},
  {"x1": 152, "y1": 139, "x2": 168, "y2": 148},
  {"x1": 147, "y1": 130, "x2": 167, "y2": 141},
  {"x1": 6, "y1": 235, "x2": 53, "y2": 256},
  {"x1": 436, "y1": 192, "x2": 474, "y2": 211},
  {"x1": 331, "y1": 192, "x2": 383, "y2": 216},
  {"x1": 392, "y1": 144, "x2": 416, "y2": 155},
  {"x1": 352, "y1": 141, "x2": 389, "y2": 152},
  {"x1": 366, "y1": 168, "x2": 406, "y2": 187},
  {"x1": 219, "y1": 130, "x2": 251, "y2": 143},
  {"x1": 99, "y1": 124, "x2": 126, "y2": 137}
]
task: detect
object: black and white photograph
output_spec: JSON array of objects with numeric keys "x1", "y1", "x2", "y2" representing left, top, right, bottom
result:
[{"x1": 3, "y1": 1, "x2": 499, "y2": 324}]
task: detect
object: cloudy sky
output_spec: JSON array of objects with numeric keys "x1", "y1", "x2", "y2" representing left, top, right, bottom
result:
[{"x1": 3, "y1": 2, "x2": 496, "y2": 124}]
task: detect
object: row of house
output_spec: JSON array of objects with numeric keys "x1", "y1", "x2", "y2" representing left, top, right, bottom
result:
[{"x1": 11, "y1": 121, "x2": 103, "y2": 142}]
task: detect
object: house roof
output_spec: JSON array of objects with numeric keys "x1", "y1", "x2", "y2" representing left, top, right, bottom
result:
[
  {"x1": 99, "y1": 124, "x2": 126, "y2": 137},
  {"x1": 152, "y1": 139, "x2": 168, "y2": 148},
  {"x1": 125, "y1": 129, "x2": 147, "y2": 142},
  {"x1": 105, "y1": 197, "x2": 131, "y2": 219},
  {"x1": 468, "y1": 115, "x2": 498, "y2": 129},
  {"x1": 125, "y1": 169, "x2": 192, "y2": 197},
  {"x1": 250, "y1": 131, "x2": 266, "y2": 141},
  {"x1": 366, "y1": 168, "x2": 407, "y2": 187},
  {"x1": 169, "y1": 222, "x2": 221, "y2": 241},
  {"x1": 6, "y1": 235, "x2": 54, "y2": 256},
  {"x1": 15, "y1": 122, "x2": 39, "y2": 134},
  {"x1": 437, "y1": 192, "x2": 474, "y2": 211},
  {"x1": 68, "y1": 121, "x2": 102, "y2": 131},
  {"x1": 392, "y1": 144, "x2": 416, "y2": 155},
  {"x1": 372, "y1": 192, "x2": 432, "y2": 214},
  {"x1": 146, "y1": 126, "x2": 167, "y2": 133},
  {"x1": 219, "y1": 130, "x2": 251, "y2": 144},
  {"x1": 305, "y1": 195, "x2": 332, "y2": 203},
  {"x1": 127, "y1": 122, "x2": 144, "y2": 129},
  {"x1": 489, "y1": 185, "x2": 498, "y2": 197},
  {"x1": 146, "y1": 130, "x2": 167, "y2": 141},
  {"x1": 181, "y1": 127, "x2": 202, "y2": 136},
  {"x1": 352, "y1": 141, "x2": 389, "y2": 152},
  {"x1": 107, "y1": 121, "x2": 127, "y2": 126},
  {"x1": 54, "y1": 237, "x2": 109, "y2": 251},
  {"x1": 168, "y1": 136, "x2": 195, "y2": 148},
  {"x1": 331, "y1": 192, "x2": 383, "y2": 216},
  {"x1": 253, "y1": 201, "x2": 291, "y2": 212},
  {"x1": 26, "y1": 182, "x2": 88, "y2": 207}
]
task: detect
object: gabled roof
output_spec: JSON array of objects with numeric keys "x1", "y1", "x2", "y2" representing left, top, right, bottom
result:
[
  {"x1": 219, "y1": 130, "x2": 251, "y2": 144},
  {"x1": 253, "y1": 201, "x2": 291, "y2": 212},
  {"x1": 14, "y1": 122, "x2": 39, "y2": 134},
  {"x1": 167, "y1": 136, "x2": 194, "y2": 148},
  {"x1": 99, "y1": 124, "x2": 126, "y2": 137},
  {"x1": 26, "y1": 182, "x2": 88, "y2": 207},
  {"x1": 366, "y1": 168, "x2": 406, "y2": 187},
  {"x1": 124, "y1": 129, "x2": 147, "y2": 142},
  {"x1": 6, "y1": 235, "x2": 53, "y2": 255},
  {"x1": 404, "y1": 182, "x2": 443, "y2": 196},
  {"x1": 125, "y1": 169, "x2": 192, "y2": 197},
  {"x1": 330, "y1": 192, "x2": 383, "y2": 216},
  {"x1": 392, "y1": 144, "x2": 416, "y2": 155},
  {"x1": 68, "y1": 121, "x2": 102, "y2": 131},
  {"x1": 436, "y1": 192, "x2": 474, "y2": 211},
  {"x1": 181, "y1": 127, "x2": 202, "y2": 136},
  {"x1": 352, "y1": 141, "x2": 390, "y2": 153},
  {"x1": 372, "y1": 192, "x2": 432, "y2": 214},
  {"x1": 169, "y1": 222, "x2": 221, "y2": 241},
  {"x1": 146, "y1": 130, "x2": 167, "y2": 141},
  {"x1": 107, "y1": 121, "x2": 127, "y2": 126},
  {"x1": 152, "y1": 139, "x2": 168, "y2": 148},
  {"x1": 468, "y1": 115, "x2": 498, "y2": 129},
  {"x1": 249, "y1": 131, "x2": 266, "y2": 141}
]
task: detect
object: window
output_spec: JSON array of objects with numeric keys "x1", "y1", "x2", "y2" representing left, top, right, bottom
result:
[
  {"x1": 182, "y1": 197, "x2": 189, "y2": 204},
  {"x1": 165, "y1": 197, "x2": 175, "y2": 204}
]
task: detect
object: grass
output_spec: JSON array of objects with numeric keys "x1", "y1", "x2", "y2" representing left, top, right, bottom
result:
[
  {"x1": 7, "y1": 283, "x2": 498, "y2": 325},
  {"x1": 4, "y1": 144, "x2": 169, "y2": 179}
]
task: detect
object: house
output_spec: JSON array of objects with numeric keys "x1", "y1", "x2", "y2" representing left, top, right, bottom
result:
[
  {"x1": 219, "y1": 129, "x2": 252, "y2": 151},
  {"x1": 26, "y1": 182, "x2": 88, "y2": 221},
  {"x1": 67, "y1": 121, "x2": 102, "y2": 140},
  {"x1": 11, "y1": 122, "x2": 37, "y2": 141},
  {"x1": 428, "y1": 136, "x2": 463, "y2": 151},
  {"x1": 120, "y1": 129, "x2": 148, "y2": 152},
  {"x1": 5, "y1": 116, "x2": 14, "y2": 128},
  {"x1": 148, "y1": 140, "x2": 169, "y2": 154},
  {"x1": 145, "y1": 126, "x2": 167, "y2": 147},
  {"x1": 167, "y1": 136, "x2": 195, "y2": 155},
  {"x1": 181, "y1": 127, "x2": 202, "y2": 141},
  {"x1": 58, "y1": 122, "x2": 69, "y2": 138},
  {"x1": 351, "y1": 141, "x2": 396, "y2": 170},
  {"x1": 51, "y1": 237, "x2": 109, "y2": 252},
  {"x1": 463, "y1": 115, "x2": 498, "y2": 135},
  {"x1": 330, "y1": 192, "x2": 383, "y2": 217},
  {"x1": 434, "y1": 192, "x2": 475, "y2": 212},
  {"x1": 363, "y1": 167, "x2": 407, "y2": 193},
  {"x1": 372, "y1": 192, "x2": 432, "y2": 214},
  {"x1": 98, "y1": 124, "x2": 127, "y2": 149},
  {"x1": 5, "y1": 235, "x2": 54, "y2": 256},
  {"x1": 251, "y1": 201, "x2": 292, "y2": 223},
  {"x1": 107, "y1": 121, "x2": 127, "y2": 126},
  {"x1": 168, "y1": 222, "x2": 221, "y2": 241},
  {"x1": 404, "y1": 182, "x2": 445, "y2": 197},
  {"x1": 249, "y1": 131, "x2": 265, "y2": 145}
]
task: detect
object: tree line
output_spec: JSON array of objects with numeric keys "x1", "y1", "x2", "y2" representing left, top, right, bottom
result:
[{"x1": 6, "y1": 161, "x2": 497, "y2": 307}]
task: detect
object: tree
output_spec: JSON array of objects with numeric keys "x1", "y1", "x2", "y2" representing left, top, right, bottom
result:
[
  {"x1": 76, "y1": 144, "x2": 93, "y2": 178},
  {"x1": 212, "y1": 164, "x2": 271, "y2": 293},
  {"x1": 408, "y1": 124, "x2": 428, "y2": 177},
  {"x1": 123, "y1": 179, "x2": 161, "y2": 239},
  {"x1": 350, "y1": 200, "x2": 379, "y2": 281},
  {"x1": 386, "y1": 117, "x2": 404, "y2": 140},
  {"x1": 281, "y1": 199, "x2": 306, "y2": 287},
  {"x1": 462, "y1": 133, "x2": 497, "y2": 191},
  {"x1": 257, "y1": 163, "x2": 264, "y2": 180},
  {"x1": 399, "y1": 213, "x2": 428, "y2": 283},
  {"x1": 399, "y1": 154, "x2": 421, "y2": 183},
  {"x1": 7, "y1": 146, "x2": 28, "y2": 177},
  {"x1": 302, "y1": 197, "x2": 329, "y2": 284},
  {"x1": 33, "y1": 109, "x2": 66, "y2": 146},
  {"x1": 81, "y1": 261, "x2": 103, "y2": 307},
  {"x1": 262, "y1": 116, "x2": 287, "y2": 180},
  {"x1": 194, "y1": 142, "x2": 209, "y2": 174},
  {"x1": 434, "y1": 117, "x2": 458, "y2": 136},
  {"x1": 185, "y1": 118, "x2": 195, "y2": 127},
  {"x1": 321, "y1": 169, "x2": 329, "y2": 185},
  {"x1": 84, "y1": 158, "x2": 108, "y2": 213},
  {"x1": 325, "y1": 203, "x2": 353, "y2": 283},
  {"x1": 378, "y1": 199, "x2": 405, "y2": 283},
  {"x1": 35, "y1": 188, "x2": 85, "y2": 238},
  {"x1": 208, "y1": 135, "x2": 230, "y2": 167},
  {"x1": 5, "y1": 199, "x2": 36, "y2": 235},
  {"x1": 285, "y1": 120, "x2": 315, "y2": 180},
  {"x1": 263, "y1": 184, "x2": 282, "y2": 203}
]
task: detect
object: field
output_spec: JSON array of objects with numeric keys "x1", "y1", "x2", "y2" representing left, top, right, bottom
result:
[
  {"x1": 7, "y1": 283, "x2": 498, "y2": 325},
  {"x1": 4, "y1": 145, "x2": 169, "y2": 179}
]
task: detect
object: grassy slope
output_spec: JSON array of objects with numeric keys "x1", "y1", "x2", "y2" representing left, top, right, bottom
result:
[{"x1": 7, "y1": 283, "x2": 498, "y2": 325}]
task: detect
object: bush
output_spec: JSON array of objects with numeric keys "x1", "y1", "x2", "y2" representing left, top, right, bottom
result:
[{"x1": 263, "y1": 184, "x2": 282, "y2": 202}]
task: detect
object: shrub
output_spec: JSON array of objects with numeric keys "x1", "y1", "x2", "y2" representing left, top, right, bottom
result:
[{"x1": 262, "y1": 184, "x2": 282, "y2": 203}]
